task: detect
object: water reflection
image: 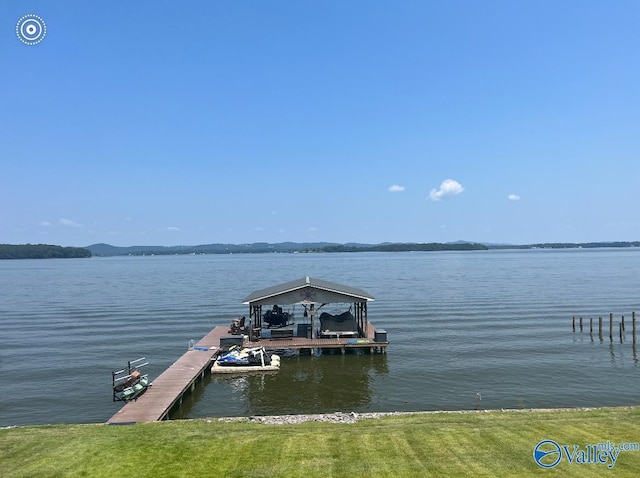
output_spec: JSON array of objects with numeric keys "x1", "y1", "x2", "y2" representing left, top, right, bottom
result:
[{"x1": 245, "y1": 353, "x2": 388, "y2": 415}]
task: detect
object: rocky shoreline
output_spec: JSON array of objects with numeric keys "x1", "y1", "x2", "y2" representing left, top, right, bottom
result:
[
  {"x1": 210, "y1": 406, "x2": 608, "y2": 426},
  {"x1": 213, "y1": 411, "x2": 400, "y2": 425}
]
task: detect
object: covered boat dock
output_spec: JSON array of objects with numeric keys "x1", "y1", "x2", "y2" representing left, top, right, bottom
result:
[
  {"x1": 108, "y1": 278, "x2": 388, "y2": 423},
  {"x1": 234, "y1": 276, "x2": 388, "y2": 354}
]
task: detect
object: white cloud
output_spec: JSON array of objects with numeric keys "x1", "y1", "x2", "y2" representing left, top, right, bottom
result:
[
  {"x1": 164, "y1": 226, "x2": 181, "y2": 232},
  {"x1": 429, "y1": 179, "x2": 464, "y2": 201},
  {"x1": 40, "y1": 221, "x2": 52, "y2": 227},
  {"x1": 59, "y1": 218, "x2": 81, "y2": 227},
  {"x1": 255, "y1": 226, "x2": 266, "y2": 232},
  {"x1": 388, "y1": 184, "x2": 405, "y2": 192},
  {"x1": 307, "y1": 226, "x2": 318, "y2": 232},
  {"x1": 508, "y1": 194, "x2": 521, "y2": 201}
]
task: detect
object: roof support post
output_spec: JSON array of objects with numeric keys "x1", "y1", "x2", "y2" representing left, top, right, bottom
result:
[
  {"x1": 249, "y1": 305, "x2": 262, "y2": 329},
  {"x1": 364, "y1": 302, "x2": 368, "y2": 337}
]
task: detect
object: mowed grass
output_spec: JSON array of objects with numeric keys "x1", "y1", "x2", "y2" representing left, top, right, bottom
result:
[{"x1": 1, "y1": 408, "x2": 640, "y2": 477}]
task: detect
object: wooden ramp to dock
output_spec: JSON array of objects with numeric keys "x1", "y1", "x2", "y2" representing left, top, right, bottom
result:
[{"x1": 107, "y1": 327, "x2": 225, "y2": 424}]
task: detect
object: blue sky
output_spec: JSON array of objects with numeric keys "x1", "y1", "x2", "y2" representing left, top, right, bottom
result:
[{"x1": 2, "y1": 1, "x2": 639, "y2": 246}]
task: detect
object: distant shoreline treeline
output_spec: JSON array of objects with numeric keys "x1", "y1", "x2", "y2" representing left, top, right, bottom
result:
[
  {"x1": 319, "y1": 243, "x2": 487, "y2": 252},
  {"x1": 87, "y1": 242, "x2": 489, "y2": 256},
  {"x1": 2, "y1": 241, "x2": 638, "y2": 259},
  {"x1": 86, "y1": 241, "x2": 640, "y2": 256},
  {"x1": 0, "y1": 244, "x2": 92, "y2": 259},
  {"x1": 493, "y1": 241, "x2": 640, "y2": 250}
]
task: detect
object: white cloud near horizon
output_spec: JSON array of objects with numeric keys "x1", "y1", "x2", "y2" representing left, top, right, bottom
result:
[
  {"x1": 59, "y1": 218, "x2": 81, "y2": 227},
  {"x1": 164, "y1": 226, "x2": 181, "y2": 232},
  {"x1": 429, "y1": 179, "x2": 464, "y2": 201},
  {"x1": 388, "y1": 184, "x2": 405, "y2": 192},
  {"x1": 508, "y1": 194, "x2": 521, "y2": 201}
]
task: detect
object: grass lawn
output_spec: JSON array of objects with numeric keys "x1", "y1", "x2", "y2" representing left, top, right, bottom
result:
[{"x1": 1, "y1": 407, "x2": 639, "y2": 477}]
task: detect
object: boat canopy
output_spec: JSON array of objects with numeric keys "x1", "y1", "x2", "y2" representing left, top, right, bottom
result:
[
  {"x1": 242, "y1": 277, "x2": 374, "y2": 339},
  {"x1": 242, "y1": 276, "x2": 375, "y2": 307}
]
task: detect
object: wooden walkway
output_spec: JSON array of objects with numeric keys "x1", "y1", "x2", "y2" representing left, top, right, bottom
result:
[{"x1": 107, "y1": 327, "x2": 225, "y2": 424}]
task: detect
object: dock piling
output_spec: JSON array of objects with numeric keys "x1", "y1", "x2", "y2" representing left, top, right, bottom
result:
[
  {"x1": 573, "y1": 311, "x2": 637, "y2": 346},
  {"x1": 620, "y1": 322, "x2": 624, "y2": 342},
  {"x1": 610, "y1": 313, "x2": 614, "y2": 341}
]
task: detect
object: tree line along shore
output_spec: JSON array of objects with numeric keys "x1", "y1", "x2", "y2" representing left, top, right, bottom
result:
[
  {"x1": 85, "y1": 240, "x2": 640, "y2": 256},
  {"x1": 2, "y1": 241, "x2": 639, "y2": 259},
  {"x1": 0, "y1": 244, "x2": 92, "y2": 260}
]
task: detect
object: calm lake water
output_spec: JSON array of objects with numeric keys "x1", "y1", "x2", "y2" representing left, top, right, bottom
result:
[{"x1": 1, "y1": 249, "x2": 639, "y2": 427}]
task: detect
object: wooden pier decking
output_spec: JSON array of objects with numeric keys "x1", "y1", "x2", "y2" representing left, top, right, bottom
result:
[
  {"x1": 108, "y1": 322, "x2": 388, "y2": 424},
  {"x1": 250, "y1": 322, "x2": 388, "y2": 354},
  {"x1": 107, "y1": 327, "x2": 225, "y2": 424}
]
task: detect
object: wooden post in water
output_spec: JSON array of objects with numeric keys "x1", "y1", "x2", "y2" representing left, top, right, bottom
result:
[
  {"x1": 598, "y1": 316, "x2": 603, "y2": 336},
  {"x1": 610, "y1": 313, "x2": 614, "y2": 341},
  {"x1": 633, "y1": 311, "x2": 637, "y2": 344},
  {"x1": 621, "y1": 315, "x2": 625, "y2": 332},
  {"x1": 580, "y1": 317, "x2": 583, "y2": 332},
  {"x1": 572, "y1": 316, "x2": 576, "y2": 332},
  {"x1": 590, "y1": 317, "x2": 593, "y2": 334},
  {"x1": 620, "y1": 322, "x2": 624, "y2": 342}
]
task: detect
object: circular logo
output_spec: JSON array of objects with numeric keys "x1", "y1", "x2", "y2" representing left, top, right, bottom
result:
[
  {"x1": 533, "y1": 439, "x2": 562, "y2": 468},
  {"x1": 16, "y1": 14, "x2": 47, "y2": 46}
]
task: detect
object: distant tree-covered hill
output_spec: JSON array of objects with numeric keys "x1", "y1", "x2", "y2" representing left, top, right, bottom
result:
[{"x1": 0, "y1": 244, "x2": 92, "y2": 259}]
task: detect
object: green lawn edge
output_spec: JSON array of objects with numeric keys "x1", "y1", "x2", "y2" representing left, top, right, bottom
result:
[{"x1": 2, "y1": 407, "x2": 639, "y2": 477}]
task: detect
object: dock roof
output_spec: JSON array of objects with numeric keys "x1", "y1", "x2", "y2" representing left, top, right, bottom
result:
[{"x1": 242, "y1": 276, "x2": 375, "y2": 306}]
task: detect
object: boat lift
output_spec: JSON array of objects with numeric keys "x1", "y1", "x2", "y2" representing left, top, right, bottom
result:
[{"x1": 112, "y1": 357, "x2": 149, "y2": 402}]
